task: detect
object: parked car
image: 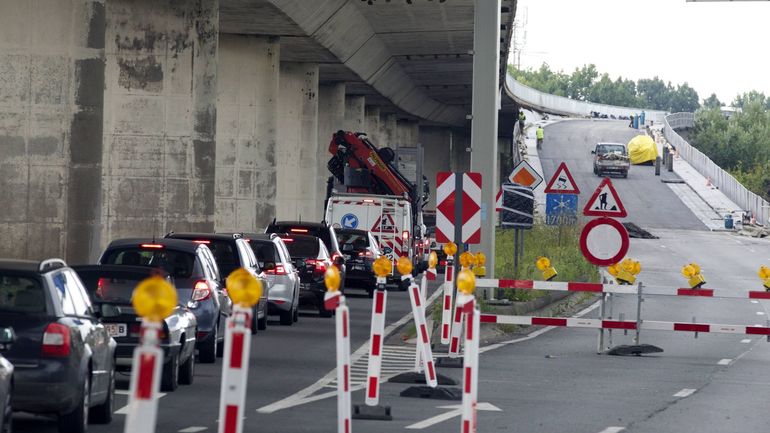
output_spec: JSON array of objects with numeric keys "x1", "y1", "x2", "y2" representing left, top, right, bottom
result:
[
  {"x1": 592, "y1": 142, "x2": 630, "y2": 178},
  {"x1": 265, "y1": 221, "x2": 346, "y2": 288},
  {"x1": 0, "y1": 259, "x2": 116, "y2": 433},
  {"x1": 99, "y1": 239, "x2": 231, "y2": 364},
  {"x1": 165, "y1": 233, "x2": 268, "y2": 334},
  {"x1": 280, "y1": 234, "x2": 335, "y2": 317},
  {"x1": 335, "y1": 228, "x2": 381, "y2": 296},
  {"x1": 240, "y1": 233, "x2": 300, "y2": 326},
  {"x1": 0, "y1": 327, "x2": 15, "y2": 433},
  {"x1": 72, "y1": 265, "x2": 197, "y2": 391}
]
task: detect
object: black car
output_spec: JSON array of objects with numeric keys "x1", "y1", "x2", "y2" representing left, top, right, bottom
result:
[
  {"x1": 0, "y1": 327, "x2": 15, "y2": 433},
  {"x1": 280, "y1": 234, "x2": 335, "y2": 317},
  {"x1": 336, "y1": 229, "x2": 381, "y2": 296},
  {"x1": 0, "y1": 259, "x2": 116, "y2": 433},
  {"x1": 165, "y1": 233, "x2": 269, "y2": 334},
  {"x1": 72, "y1": 265, "x2": 198, "y2": 392},
  {"x1": 266, "y1": 221, "x2": 346, "y2": 288},
  {"x1": 99, "y1": 239, "x2": 231, "y2": 364}
]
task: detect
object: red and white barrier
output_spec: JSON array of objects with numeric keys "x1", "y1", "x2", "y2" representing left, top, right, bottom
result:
[
  {"x1": 124, "y1": 321, "x2": 163, "y2": 433},
  {"x1": 479, "y1": 313, "x2": 770, "y2": 336},
  {"x1": 407, "y1": 276, "x2": 438, "y2": 387},
  {"x1": 326, "y1": 289, "x2": 352, "y2": 433},
  {"x1": 458, "y1": 294, "x2": 479, "y2": 433},
  {"x1": 426, "y1": 267, "x2": 438, "y2": 281},
  {"x1": 441, "y1": 261, "x2": 455, "y2": 344},
  {"x1": 365, "y1": 278, "x2": 388, "y2": 406},
  {"x1": 476, "y1": 278, "x2": 770, "y2": 300},
  {"x1": 218, "y1": 306, "x2": 253, "y2": 433},
  {"x1": 448, "y1": 304, "x2": 464, "y2": 358}
]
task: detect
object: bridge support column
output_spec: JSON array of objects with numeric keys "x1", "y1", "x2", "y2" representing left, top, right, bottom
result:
[
  {"x1": 397, "y1": 119, "x2": 420, "y2": 147},
  {"x1": 344, "y1": 95, "x2": 366, "y2": 133},
  {"x1": 318, "y1": 83, "x2": 346, "y2": 207},
  {"x1": 380, "y1": 113, "x2": 398, "y2": 149},
  {"x1": 365, "y1": 106, "x2": 382, "y2": 146},
  {"x1": 215, "y1": 35, "x2": 279, "y2": 233},
  {"x1": 419, "y1": 126, "x2": 454, "y2": 211},
  {"x1": 470, "y1": 0, "x2": 501, "y2": 273}
]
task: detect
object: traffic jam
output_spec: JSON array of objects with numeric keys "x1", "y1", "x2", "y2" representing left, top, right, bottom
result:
[{"x1": 0, "y1": 131, "x2": 440, "y2": 433}]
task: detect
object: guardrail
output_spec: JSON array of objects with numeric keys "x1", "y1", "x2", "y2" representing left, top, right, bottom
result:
[{"x1": 662, "y1": 112, "x2": 770, "y2": 225}]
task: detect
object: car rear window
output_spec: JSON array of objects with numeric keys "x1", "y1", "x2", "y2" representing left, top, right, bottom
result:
[
  {"x1": 283, "y1": 237, "x2": 319, "y2": 259},
  {"x1": 0, "y1": 274, "x2": 45, "y2": 313},
  {"x1": 250, "y1": 241, "x2": 277, "y2": 264},
  {"x1": 338, "y1": 232, "x2": 369, "y2": 252},
  {"x1": 597, "y1": 144, "x2": 626, "y2": 155},
  {"x1": 76, "y1": 270, "x2": 155, "y2": 305},
  {"x1": 269, "y1": 225, "x2": 333, "y2": 251},
  {"x1": 103, "y1": 248, "x2": 195, "y2": 279}
]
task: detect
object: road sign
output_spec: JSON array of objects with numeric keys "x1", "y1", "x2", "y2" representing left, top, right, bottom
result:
[
  {"x1": 544, "y1": 162, "x2": 580, "y2": 194},
  {"x1": 495, "y1": 188, "x2": 502, "y2": 211},
  {"x1": 579, "y1": 217, "x2": 630, "y2": 266},
  {"x1": 545, "y1": 193, "x2": 578, "y2": 226},
  {"x1": 436, "y1": 172, "x2": 482, "y2": 244},
  {"x1": 508, "y1": 160, "x2": 543, "y2": 189},
  {"x1": 583, "y1": 178, "x2": 627, "y2": 218},
  {"x1": 341, "y1": 213, "x2": 358, "y2": 229},
  {"x1": 499, "y1": 182, "x2": 534, "y2": 229}
]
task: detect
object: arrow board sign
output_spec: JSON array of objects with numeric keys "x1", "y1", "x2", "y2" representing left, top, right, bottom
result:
[
  {"x1": 508, "y1": 160, "x2": 543, "y2": 189},
  {"x1": 544, "y1": 162, "x2": 580, "y2": 194},
  {"x1": 583, "y1": 178, "x2": 627, "y2": 218}
]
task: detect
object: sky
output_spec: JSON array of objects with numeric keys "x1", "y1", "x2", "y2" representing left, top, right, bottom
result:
[{"x1": 510, "y1": 0, "x2": 770, "y2": 105}]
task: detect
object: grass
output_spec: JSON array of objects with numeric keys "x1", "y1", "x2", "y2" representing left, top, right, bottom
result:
[{"x1": 494, "y1": 224, "x2": 600, "y2": 302}]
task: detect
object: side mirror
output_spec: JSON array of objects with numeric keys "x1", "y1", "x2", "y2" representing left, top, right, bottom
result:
[{"x1": 0, "y1": 327, "x2": 16, "y2": 350}]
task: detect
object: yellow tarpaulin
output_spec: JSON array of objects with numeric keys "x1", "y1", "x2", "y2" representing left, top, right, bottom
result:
[{"x1": 627, "y1": 135, "x2": 658, "y2": 165}]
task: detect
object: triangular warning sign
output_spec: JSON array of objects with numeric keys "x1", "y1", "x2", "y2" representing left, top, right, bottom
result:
[
  {"x1": 583, "y1": 178, "x2": 627, "y2": 218},
  {"x1": 371, "y1": 214, "x2": 398, "y2": 233},
  {"x1": 495, "y1": 188, "x2": 502, "y2": 212},
  {"x1": 544, "y1": 162, "x2": 580, "y2": 194}
]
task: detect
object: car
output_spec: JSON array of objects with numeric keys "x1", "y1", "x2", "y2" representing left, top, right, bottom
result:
[
  {"x1": 265, "y1": 221, "x2": 346, "y2": 288},
  {"x1": 99, "y1": 239, "x2": 231, "y2": 364},
  {"x1": 0, "y1": 259, "x2": 116, "y2": 433},
  {"x1": 0, "y1": 327, "x2": 15, "y2": 433},
  {"x1": 335, "y1": 228, "x2": 381, "y2": 297},
  {"x1": 280, "y1": 234, "x2": 335, "y2": 317},
  {"x1": 240, "y1": 233, "x2": 300, "y2": 326},
  {"x1": 592, "y1": 142, "x2": 630, "y2": 178},
  {"x1": 164, "y1": 233, "x2": 269, "y2": 334},
  {"x1": 72, "y1": 265, "x2": 198, "y2": 392}
]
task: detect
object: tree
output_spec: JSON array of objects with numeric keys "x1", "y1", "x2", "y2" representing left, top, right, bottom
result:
[
  {"x1": 702, "y1": 93, "x2": 723, "y2": 109},
  {"x1": 669, "y1": 83, "x2": 700, "y2": 113},
  {"x1": 567, "y1": 64, "x2": 598, "y2": 101},
  {"x1": 732, "y1": 90, "x2": 769, "y2": 110},
  {"x1": 637, "y1": 77, "x2": 669, "y2": 111}
]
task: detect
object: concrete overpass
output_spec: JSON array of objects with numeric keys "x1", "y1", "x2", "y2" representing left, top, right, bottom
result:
[{"x1": 0, "y1": 0, "x2": 517, "y2": 263}]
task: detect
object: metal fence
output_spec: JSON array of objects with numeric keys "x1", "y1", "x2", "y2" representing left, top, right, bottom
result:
[{"x1": 663, "y1": 112, "x2": 770, "y2": 225}]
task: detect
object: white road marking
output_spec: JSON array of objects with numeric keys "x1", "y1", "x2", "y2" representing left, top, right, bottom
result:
[
  {"x1": 115, "y1": 392, "x2": 167, "y2": 414},
  {"x1": 598, "y1": 427, "x2": 625, "y2": 433},
  {"x1": 741, "y1": 339, "x2": 752, "y2": 343},
  {"x1": 405, "y1": 403, "x2": 501, "y2": 430},
  {"x1": 179, "y1": 428, "x2": 208, "y2": 433},
  {"x1": 751, "y1": 300, "x2": 759, "y2": 304},
  {"x1": 115, "y1": 390, "x2": 130, "y2": 396},
  {"x1": 717, "y1": 358, "x2": 732, "y2": 365},
  {"x1": 673, "y1": 388, "x2": 696, "y2": 398},
  {"x1": 757, "y1": 311, "x2": 766, "y2": 315}
]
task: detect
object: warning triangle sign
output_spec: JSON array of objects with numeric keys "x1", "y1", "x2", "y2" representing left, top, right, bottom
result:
[
  {"x1": 583, "y1": 178, "x2": 627, "y2": 218},
  {"x1": 371, "y1": 214, "x2": 398, "y2": 233},
  {"x1": 544, "y1": 162, "x2": 580, "y2": 194}
]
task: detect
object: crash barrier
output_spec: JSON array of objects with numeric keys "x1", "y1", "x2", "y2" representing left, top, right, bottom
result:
[
  {"x1": 407, "y1": 274, "x2": 438, "y2": 387},
  {"x1": 663, "y1": 112, "x2": 770, "y2": 225},
  {"x1": 323, "y1": 274, "x2": 351, "y2": 433}
]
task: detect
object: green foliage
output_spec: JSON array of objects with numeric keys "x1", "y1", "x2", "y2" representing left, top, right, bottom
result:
[
  {"x1": 702, "y1": 93, "x2": 724, "y2": 109},
  {"x1": 732, "y1": 91, "x2": 770, "y2": 110},
  {"x1": 511, "y1": 63, "x2": 701, "y2": 112}
]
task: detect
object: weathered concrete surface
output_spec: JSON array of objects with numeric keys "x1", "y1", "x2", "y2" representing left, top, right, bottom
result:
[
  {"x1": 103, "y1": 0, "x2": 219, "y2": 245},
  {"x1": 276, "y1": 62, "x2": 319, "y2": 221},
  {"x1": 364, "y1": 106, "x2": 381, "y2": 146},
  {"x1": 379, "y1": 113, "x2": 398, "y2": 149},
  {"x1": 343, "y1": 95, "x2": 365, "y2": 133},
  {"x1": 0, "y1": 0, "x2": 105, "y2": 262},
  {"x1": 396, "y1": 119, "x2": 419, "y2": 147},
  {"x1": 418, "y1": 126, "x2": 452, "y2": 211},
  {"x1": 317, "y1": 83, "x2": 345, "y2": 207},
  {"x1": 216, "y1": 35, "x2": 278, "y2": 232}
]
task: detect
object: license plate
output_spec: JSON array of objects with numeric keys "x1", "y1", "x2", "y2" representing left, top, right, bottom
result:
[
  {"x1": 105, "y1": 323, "x2": 127, "y2": 337},
  {"x1": 354, "y1": 265, "x2": 366, "y2": 271}
]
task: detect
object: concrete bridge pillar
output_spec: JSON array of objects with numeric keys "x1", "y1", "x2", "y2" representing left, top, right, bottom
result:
[
  {"x1": 379, "y1": 113, "x2": 398, "y2": 149},
  {"x1": 397, "y1": 119, "x2": 420, "y2": 147},
  {"x1": 365, "y1": 106, "x2": 381, "y2": 146},
  {"x1": 317, "y1": 83, "x2": 346, "y2": 208},
  {"x1": 215, "y1": 35, "x2": 279, "y2": 233},
  {"x1": 102, "y1": 0, "x2": 219, "y2": 246},
  {"x1": 0, "y1": 0, "x2": 105, "y2": 262},
  {"x1": 276, "y1": 62, "x2": 319, "y2": 221},
  {"x1": 343, "y1": 95, "x2": 365, "y2": 133}
]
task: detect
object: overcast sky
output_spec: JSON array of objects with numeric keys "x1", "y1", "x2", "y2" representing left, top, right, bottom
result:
[{"x1": 511, "y1": 0, "x2": 770, "y2": 105}]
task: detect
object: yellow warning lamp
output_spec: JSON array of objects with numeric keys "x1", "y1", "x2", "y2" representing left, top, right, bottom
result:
[
  {"x1": 443, "y1": 242, "x2": 457, "y2": 257},
  {"x1": 758, "y1": 266, "x2": 770, "y2": 291},
  {"x1": 535, "y1": 256, "x2": 558, "y2": 281},
  {"x1": 459, "y1": 251, "x2": 475, "y2": 269},
  {"x1": 608, "y1": 259, "x2": 641, "y2": 285},
  {"x1": 132, "y1": 276, "x2": 178, "y2": 322},
  {"x1": 428, "y1": 251, "x2": 438, "y2": 269},
  {"x1": 226, "y1": 268, "x2": 262, "y2": 307},
  {"x1": 324, "y1": 265, "x2": 341, "y2": 292},
  {"x1": 681, "y1": 263, "x2": 706, "y2": 289},
  {"x1": 473, "y1": 252, "x2": 486, "y2": 277},
  {"x1": 457, "y1": 268, "x2": 476, "y2": 296},
  {"x1": 397, "y1": 256, "x2": 413, "y2": 276},
  {"x1": 373, "y1": 256, "x2": 392, "y2": 278}
]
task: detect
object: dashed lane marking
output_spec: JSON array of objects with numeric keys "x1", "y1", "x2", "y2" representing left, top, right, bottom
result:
[
  {"x1": 717, "y1": 358, "x2": 732, "y2": 365},
  {"x1": 179, "y1": 428, "x2": 208, "y2": 433},
  {"x1": 741, "y1": 339, "x2": 751, "y2": 343},
  {"x1": 598, "y1": 428, "x2": 625, "y2": 433},
  {"x1": 673, "y1": 388, "x2": 696, "y2": 398}
]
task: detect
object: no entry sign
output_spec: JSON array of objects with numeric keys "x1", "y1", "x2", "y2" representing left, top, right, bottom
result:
[{"x1": 579, "y1": 217, "x2": 630, "y2": 266}]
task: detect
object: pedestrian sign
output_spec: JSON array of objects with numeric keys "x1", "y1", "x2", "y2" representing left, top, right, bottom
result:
[
  {"x1": 544, "y1": 162, "x2": 580, "y2": 194},
  {"x1": 583, "y1": 178, "x2": 627, "y2": 218},
  {"x1": 508, "y1": 160, "x2": 543, "y2": 189},
  {"x1": 546, "y1": 194, "x2": 578, "y2": 225}
]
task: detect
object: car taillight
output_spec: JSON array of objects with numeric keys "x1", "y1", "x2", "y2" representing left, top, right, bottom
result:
[
  {"x1": 290, "y1": 228, "x2": 308, "y2": 233},
  {"x1": 140, "y1": 243, "x2": 164, "y2": 249},
  {"x1": 332, "y1": 252, "x2": 342, "y2": 262},
  {"x1": 306, "y1": 259, "x2": 326, "y2": 274},
  {"x1": 192, "y1": 280, "x2": 212, "y2": 301},
  {"x1": 440, "y1": 260, "x2": 447, "y2": 266},
  {"x1": 281, "y1": 238, "x2": 293, "y2": 243},
  {"x1": 42, "y1": 323, "x2": 71, "y2": 357},
  {"x1": 97, "y1": 278, "x2": 108, "y2": 297},
  {"x1": 360, "y1": 250, "x2": 373, "y2": 258},
  {"x1": 402, "y1": 231, "x2": 410, "y2": 241},
  {"x1": 193, "y1": 240, "x2": 211, "y2": 244},
  {"x1": 266, "y1": 265, "x2": 287, "y2": 275}
]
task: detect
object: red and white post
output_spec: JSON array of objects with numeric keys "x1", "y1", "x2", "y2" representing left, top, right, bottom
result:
[
  {"x1": 124, "y1": 321, "x2": 164, "y2": 433},
  {"x1": 218, "y1": 306, "x2": 253, "y2": 433},
  {"x1": 440, "y1": 258, "x2": 455, "y2": 344},
  {"x1": 406, "y1": 275, "x2": 438, "y2": 387},
  {"x1": 448, "y1": 301, "x2": 464, "y2": 358},
  {"x1": 414, "y1": 273, "x2": 430, "y2": 372},
  {"x1": 324, "y1": 289, "x2": 352, "y2": 433},
  {"x1": 365, "y1": 276, "x2": 388, "y2": 407},
  {"x1": 458, "y1": 294, "x2": 480, "y2": 433}
]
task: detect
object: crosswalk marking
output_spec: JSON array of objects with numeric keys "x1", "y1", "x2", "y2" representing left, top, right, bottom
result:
[{"x1": 325, "y1": 344, "x2": 419, "y2": 389}]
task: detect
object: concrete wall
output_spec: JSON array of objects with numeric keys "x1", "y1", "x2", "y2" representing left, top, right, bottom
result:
[
  {"x1": 317, "y1": 83, "x2": 346, "y2": 206},
  {"x1": 216, "y1": 35, "x2": 278, "y2": 232},
  {"x1": 379, "y1": 113, "x2": 397, "y2": 149},
  {"x1": 0, "y1": 0, "x2": 105, "y2": 262},
  {"x1": 103, "y1": 0, "x2": 219, "y2": 248},
  {"x1": 418, "y1": 126, "x2": 452, "y2": 211},
  {"x1": 343, "y1": 95, "x2": 365, "y2": 132},
  {"x1": 276, "y1": 62, "x2": 319, "y2": 221},
  {"x1": 396, "y1": 119, "x2": 420, "y2": 148},
  {"x1": 365, "y1": 106, "x2": 381, "y2": 146}
]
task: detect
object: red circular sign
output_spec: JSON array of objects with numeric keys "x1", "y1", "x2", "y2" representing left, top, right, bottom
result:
[{"x1": 579, "y1": 217, "x2": 630, "y2": 266}]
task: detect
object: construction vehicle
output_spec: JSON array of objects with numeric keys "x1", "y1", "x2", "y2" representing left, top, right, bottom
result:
[{"x1": 325, "y1": 130, "x2": 428, "y2": 288}]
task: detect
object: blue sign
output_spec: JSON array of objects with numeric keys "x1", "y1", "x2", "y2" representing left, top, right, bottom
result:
[
  {"x1": 546, "y1": 193, "x2": 578, "y2": 225},
  {"x1": 341, "y1": 213, "x2": 359, "y2": 229}
]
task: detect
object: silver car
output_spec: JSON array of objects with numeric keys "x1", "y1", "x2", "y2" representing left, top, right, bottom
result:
[{"x1": 244, "y1": 234, "x2": 300, "y2": 326}]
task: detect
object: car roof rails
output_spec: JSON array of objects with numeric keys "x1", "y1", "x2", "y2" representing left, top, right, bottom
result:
[
  {"x1": 39, "y1": 258, "x2": 67, "y2": 273},
  {"x1": 232, "y1": 233, "x2": 243, "y2": 239}
]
